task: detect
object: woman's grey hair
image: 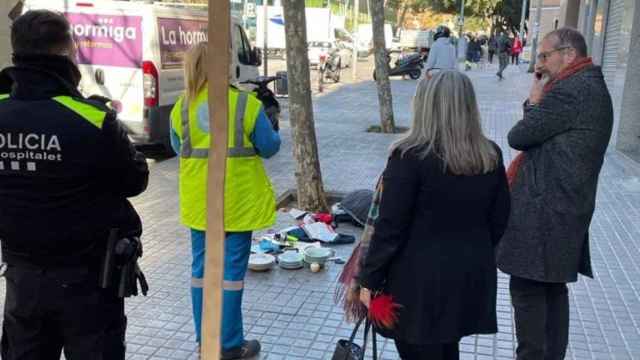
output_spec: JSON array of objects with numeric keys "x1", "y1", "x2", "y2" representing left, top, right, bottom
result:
[
  {"x1": 545, "y1": 27, "x2": 588, "y2": 57},
  {"x1": 390, "y1": 70, "x2": 498, "y2": 176}
]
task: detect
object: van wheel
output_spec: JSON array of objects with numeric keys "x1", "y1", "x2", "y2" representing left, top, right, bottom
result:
[{"x1": 162, "y1": 137, "x2": 177, "y2": 158}]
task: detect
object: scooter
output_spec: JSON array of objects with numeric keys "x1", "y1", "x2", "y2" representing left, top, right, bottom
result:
[
  {"x1": 241, "y1": 76, "x2": 281, "y2": 131},
  {"x1": 374, "y1": 52, "x2": 423, "y2": 80},
  {"x1": 317, "y1": 50, "x2": 341, "y2": 92}
]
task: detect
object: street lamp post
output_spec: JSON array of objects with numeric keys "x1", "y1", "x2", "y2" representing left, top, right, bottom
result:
[
  {"x1": 519, "y1": 0, "x2": 528, "y2": 41},
  {"x1": 458, "y1": 0, "x2": 465, "y2": 37},
  {"x1": 263, "y1": 0, "x2": 268, "y2": 76},
  {"x1": 528, "y1": 0, "x2": 543, "y2": 73},
  {"x1": 457, "y1": 0, "x2": 465, "y2": 65},
  {"x1": 352, "y1": 0, "x2": 359, "y2": 80}
]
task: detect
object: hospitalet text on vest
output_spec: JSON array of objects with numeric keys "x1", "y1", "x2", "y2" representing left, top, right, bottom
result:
[{"x1": 0, "y1": 133, "x2": 63, "y2": 162}]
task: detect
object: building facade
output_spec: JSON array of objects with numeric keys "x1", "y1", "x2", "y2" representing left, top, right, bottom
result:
[
  {"x1": 0, "y1": 2, "x2": 15, "y2": 68},
  {"x1": 529, "y1": 0, "x2": 563, "y2": 44},
  {"x1": 561, "y1": 0, "x2": 640, "y2": 161},
  {"x1": 557, "y1": 0, "x2": 638, "y2": 161}
]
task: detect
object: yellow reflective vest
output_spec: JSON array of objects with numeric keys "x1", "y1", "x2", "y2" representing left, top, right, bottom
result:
[{"x1": 170, "y1": 86, "x2": 276, "y2": 232}]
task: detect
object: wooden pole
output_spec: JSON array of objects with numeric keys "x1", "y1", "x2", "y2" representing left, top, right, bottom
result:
[{"x1": 203, "y1": 1, "x2": 229, "y2": 359}]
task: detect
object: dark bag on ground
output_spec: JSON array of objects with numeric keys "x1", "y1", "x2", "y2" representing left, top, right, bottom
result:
[
  {"x1": 332, "y1": 317, "x2": 378, "y2": 360},
  {"x1": 333, "y1": 189, "x2": 374, "y2": 227}
]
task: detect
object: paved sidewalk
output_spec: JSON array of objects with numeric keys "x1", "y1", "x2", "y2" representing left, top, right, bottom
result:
[{"x1": 3, "y1": 63, "x2": 640, "y2": 360}]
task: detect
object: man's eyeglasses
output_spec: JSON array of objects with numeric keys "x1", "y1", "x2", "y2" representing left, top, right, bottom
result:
[{"x1": 537, "y1": 46, "x2": 572, "y2": 62}]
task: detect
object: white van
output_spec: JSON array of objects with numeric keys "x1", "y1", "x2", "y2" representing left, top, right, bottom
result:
[{"x1": 22, "y1": 0, "x2": 261, "y2": 154}]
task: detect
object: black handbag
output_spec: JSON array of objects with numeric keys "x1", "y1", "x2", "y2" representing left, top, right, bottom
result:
[{"x1": 331, "y1": 317, "x2": 378, "y2": 360}]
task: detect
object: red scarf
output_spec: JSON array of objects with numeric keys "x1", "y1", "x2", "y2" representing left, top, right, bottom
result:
[{"x1": 506, "y1": 57, "x2": 594, "y2": 188}]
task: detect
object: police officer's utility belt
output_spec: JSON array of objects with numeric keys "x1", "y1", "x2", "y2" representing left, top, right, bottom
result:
[{"x1": 99, "y1": 229, "x2": 149, "y2": 298}]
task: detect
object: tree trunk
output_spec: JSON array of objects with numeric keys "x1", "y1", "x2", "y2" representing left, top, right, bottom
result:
[
  {"x1": 395, "y1": 3, "x2": 408, "y2": 36},
  {"x1": 371, "y1": 0, "x2": 395, "y2": 133},
  {"x1": 282, "y1": 0, "x2": 329, "y2": 213}
]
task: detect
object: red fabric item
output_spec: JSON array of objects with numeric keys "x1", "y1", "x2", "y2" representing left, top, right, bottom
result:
[
  {"x1": 512, "y1": 37, "x2": 523, "y2": 55},
  {"x1": 506, "y1": 152, "x2": 526, "y2": 189},
  {"x1": 313, "y1": 213, "x2": 333, "y2": 225},
  {"x1": 543, "y1": 57, "x2": 593, "y2": 93},
  {"x1": 368, "y1": 294, "x2": 401, "y2": 329}
]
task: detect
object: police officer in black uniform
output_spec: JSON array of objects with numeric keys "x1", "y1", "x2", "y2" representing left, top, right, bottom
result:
[{"x1": 0, "y1": 10, "x2": 149, "y2": 360}]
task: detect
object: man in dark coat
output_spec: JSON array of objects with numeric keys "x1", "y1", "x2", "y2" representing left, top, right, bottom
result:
[{"x1": 497, "y1": 28, "x2": 613, "y2": 360}]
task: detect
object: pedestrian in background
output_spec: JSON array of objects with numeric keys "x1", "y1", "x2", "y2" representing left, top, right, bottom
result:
[
  {"x1": 498, "y1": 28, "x2": 613, "y2": 360},
  {"x1": 511, "y1": 35, "x2": 523, "y2": 65},
  {"x1": 488, "y1": 34, "x2": 498, "y2": 64},
  {"x1": 0, "y1": 10, "x2": 149, "y2": 359},
  {"x1": 496, "y1": 32, "x2": 511, "y2": 80},
  {"x1": 424, "y1": 26, "x2": 457, "y2": 79},
  {"x1": 170, "y1": 42, "x2": 281, "y2": 359},
  {"x1": 358, "y1": 71, "x2": 511, "y2": 360}
]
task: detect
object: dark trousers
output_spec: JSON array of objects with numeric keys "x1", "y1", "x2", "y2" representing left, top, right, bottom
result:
[
  {"x1": 497, "y1": 53, "x2": 509, "y2": 78},
  {"x1": 395, "y1": 340, "x2": 459, "y2": 360},
  {"x1": 488, "y1": 50, "x2": 495, "y2": 63},
  {"x1": 512, "y1": 54, "x2": 520, "y2": 65},
  {"x1": 510, "y1": 276, "x2": 569, "y2": 360},
  {"x1": 1, "y1": 264, "x2": 127, "y2": 360}
]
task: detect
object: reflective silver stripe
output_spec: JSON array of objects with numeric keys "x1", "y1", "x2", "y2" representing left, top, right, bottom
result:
[
  {"x1": 234, "y1": 93, "x2": 247, "y2": 149},
  {"x1": 180, "y1": 92, "x2": 256, "y2": 159},
  {"x1": 190, "y1": 148, "x2": 209, "y2": 158},
  {"x1": 228, "y1": 92, "x2": 256, "y2": 158},
  {"x1": 191, "y1": 277, "x2": 204, "y2": 288},
  {"x1": 180, "y1": 101, "x2": 194, "y2": 158},
  {"x1": 228, "y1": 147, "x2": 256, "y2": 157},
  {"x1": 223, "y1": 280, "x2": 244, "y2": 291}
]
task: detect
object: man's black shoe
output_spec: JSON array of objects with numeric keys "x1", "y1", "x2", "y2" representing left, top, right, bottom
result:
[{"x1": 221, "y1": 340, "x2": 261, "y2": 360}]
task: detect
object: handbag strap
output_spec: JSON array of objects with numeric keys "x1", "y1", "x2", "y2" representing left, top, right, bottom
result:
[
  {"x1": 344, "y1": 316, "x2": 372, "y2": 360},
  {"x1": 362, "y1": 320, "x2": 370, "y2": 355},
  {"x1": 371, "y1": 323, "x2": 378, "y2": 360},
  {"x1": 347, "y1": 316, "x2": 365, "y2": 344}
]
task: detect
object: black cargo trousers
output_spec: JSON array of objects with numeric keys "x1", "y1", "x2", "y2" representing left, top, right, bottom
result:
[{"x1": 0, "y1": 263, "x2": 126, "y2": 360}]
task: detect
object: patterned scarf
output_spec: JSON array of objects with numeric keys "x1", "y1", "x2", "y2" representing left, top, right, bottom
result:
[
  {"x1": 506, "y1": 57, "x2": 594, "y2": 187},
  {"x1": 335, "y1": 176, "x2": 384, "y2": 323}
]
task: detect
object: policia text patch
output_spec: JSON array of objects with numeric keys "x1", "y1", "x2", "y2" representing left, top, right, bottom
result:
[{"x1": 0, "y1": 133, "x2": 62, "y2": 171}]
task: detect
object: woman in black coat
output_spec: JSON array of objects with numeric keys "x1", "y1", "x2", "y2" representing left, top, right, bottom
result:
[{"x1": 359, "y1": 71, "x2": 510, "y2": 360}]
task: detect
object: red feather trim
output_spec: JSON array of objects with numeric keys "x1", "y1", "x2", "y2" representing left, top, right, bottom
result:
[{"x1": 368, "y1": 294, "x2": 401, "y2": 329}]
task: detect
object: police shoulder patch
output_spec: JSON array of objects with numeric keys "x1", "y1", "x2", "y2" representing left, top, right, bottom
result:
[{"x1": 52, "y1": 96, "x2": 108, "y2": 129}]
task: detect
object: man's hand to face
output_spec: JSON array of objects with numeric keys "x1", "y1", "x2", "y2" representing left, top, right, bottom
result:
[
  {"x1": 528, "y1": 74, "x2": 547, "y2": 105},
  {"x1": 529, "y1": 35, "x2": 577, "y2": 106}
]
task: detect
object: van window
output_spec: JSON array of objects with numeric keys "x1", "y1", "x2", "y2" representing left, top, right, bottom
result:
[{"x1": 235, "y1": 25, "x2": 252, "y2": 65}]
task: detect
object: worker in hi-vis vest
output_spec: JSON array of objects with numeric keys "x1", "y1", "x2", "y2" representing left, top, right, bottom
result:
[{"x1": 170, "y1": 42, "x2": 280, "y2": 360}]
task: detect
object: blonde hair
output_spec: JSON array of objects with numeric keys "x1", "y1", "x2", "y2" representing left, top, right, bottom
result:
[
  {"x1": 391, "y1": 70, "x2": 498, "y2": 175},
  {"x1": 183, "y1": 42, "x2": 208, "y2": 105}
]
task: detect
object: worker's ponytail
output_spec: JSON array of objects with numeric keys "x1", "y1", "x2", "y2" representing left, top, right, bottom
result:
[{"x1": 183, "y1": 42, "x2": 208, "y2": 105}]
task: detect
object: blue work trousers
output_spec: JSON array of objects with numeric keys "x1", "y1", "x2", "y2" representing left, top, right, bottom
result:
[{"x1": 190, "y1": 229, "x2": 252, "y2": 350}]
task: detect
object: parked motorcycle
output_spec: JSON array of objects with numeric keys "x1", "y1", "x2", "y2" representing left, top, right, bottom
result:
[
  {"x1": 373, "y1": 52, "x2": 423, "y2": 80},
  {"x1": 319, "y1": 49, "x2": 342, "y2": 86},
  {"x1": 241, "y1": 76, "x2": 281, "y2": 131}
]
